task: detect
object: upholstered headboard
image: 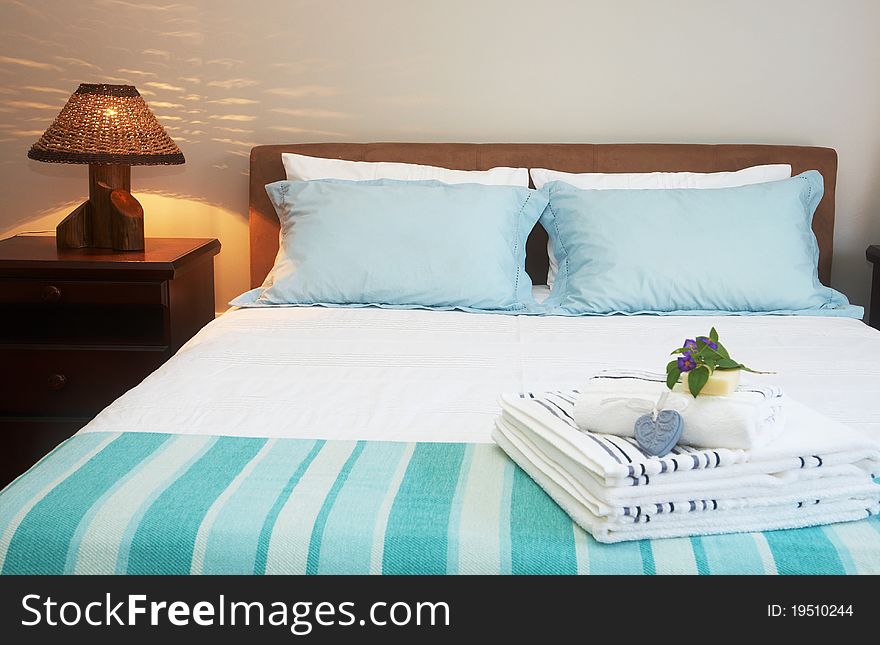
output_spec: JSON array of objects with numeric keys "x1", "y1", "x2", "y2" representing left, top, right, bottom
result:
[{"x1": 249, "y1": 143, "x2": 838, "y2": 288}]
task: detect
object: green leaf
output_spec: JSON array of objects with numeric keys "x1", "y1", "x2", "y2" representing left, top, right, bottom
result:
[
  {"x1": 715, "y1": 358, "x2": 740, "y2": 369},
  {"x1": 688, "y1": 366, "x2": 710, "y2": 397},
  {"x1": 709, "y1": 327, "x2": 719, "y2": 342},
  {"x1": 670, "y1": 348, "x2": 686, "y2": 355},
  {"x1": 666, "y1": 359, "x2": 679, "y2": 372},
  {"x1": 666, "y1": 366, "x2": 681, "y2": 390},
  {"x1": 714, "y1": 341, "x2": 731, "y2": 359},
  {"x1": 739, "y1": 365, "x2": 774, "y2": 374}
]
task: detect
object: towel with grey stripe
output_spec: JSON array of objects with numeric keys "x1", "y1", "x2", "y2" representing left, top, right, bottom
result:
[
  {"x1": 492, "y1": 391, "x2": 880, "y2": 542},
  {"x1": 573, "y1": 369, "x2": 784, "y2": 450}
]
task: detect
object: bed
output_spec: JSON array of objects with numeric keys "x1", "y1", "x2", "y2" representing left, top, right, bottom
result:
[{"x1": 2, "y1": 143, "x2": 878, "y2": 575}]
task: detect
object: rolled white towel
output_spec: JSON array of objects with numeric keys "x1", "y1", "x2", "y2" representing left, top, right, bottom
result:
[{"x1": 573, "y1": 370, "x2": 784, "y2": 450}]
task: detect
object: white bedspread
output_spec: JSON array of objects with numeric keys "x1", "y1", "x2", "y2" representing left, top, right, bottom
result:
[{"x1": 81, "y1": 302, "x2": 880, "y2": 444}]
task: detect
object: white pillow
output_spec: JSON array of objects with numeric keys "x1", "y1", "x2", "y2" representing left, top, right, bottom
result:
[
  {"x1": 283, "y1": 152, "x2": 529, "y2": 186},
  {"x1": 532, "y1": 164, "x2": 792, "y2": 286},
  {"x1": 530, "y1": 163, "x2": 792, "y2": 190}
]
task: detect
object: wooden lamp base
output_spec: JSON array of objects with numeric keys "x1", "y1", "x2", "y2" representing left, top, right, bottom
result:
[{"x1": 56, "y1": 164, "x2": 145, "y2": 251}]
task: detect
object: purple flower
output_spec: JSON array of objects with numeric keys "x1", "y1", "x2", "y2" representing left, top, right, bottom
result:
[
  {"x1": 677, "y1": 352, "x2": 697, "y2": 372},
  {"x1": 697, "y1": 336, "x2": 718, "y2": 350},
  {"x1": 683, "y1": 339, "x2": 697, "y2": 350}
]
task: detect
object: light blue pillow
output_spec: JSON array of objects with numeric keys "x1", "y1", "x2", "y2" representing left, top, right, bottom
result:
[
  {"x1": 541, "y1": 171, "x2": 861, "y2": 317},
  {"x1": 232, "y1": 178, "x2": 547, "y2": 312}
]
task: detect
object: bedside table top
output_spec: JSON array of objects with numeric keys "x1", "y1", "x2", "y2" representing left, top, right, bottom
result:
[{"x1": 0, "y1": 236, "x2": 220, "y2": 280}]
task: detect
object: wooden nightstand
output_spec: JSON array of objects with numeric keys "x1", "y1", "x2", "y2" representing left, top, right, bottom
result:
[
  {"x1": 869, "y1": 246, "x2": 880, "y2": 330},
  {"x1": 0, "y1": 236, "x2": 220, "y2": 486}
]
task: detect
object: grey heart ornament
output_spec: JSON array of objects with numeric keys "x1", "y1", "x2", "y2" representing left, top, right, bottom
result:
[{"x1": 634, "y1": 410, "x2": 684, "y2": 457}]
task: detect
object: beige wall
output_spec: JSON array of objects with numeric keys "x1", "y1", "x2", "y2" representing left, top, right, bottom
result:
[{"x1": 1, "y1": 0, "x2": 879, "y2": 315}]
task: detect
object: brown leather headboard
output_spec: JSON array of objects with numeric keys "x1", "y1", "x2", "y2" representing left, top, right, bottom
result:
[{"x1": 249, "y1": 143, "x2": 837, "y2": 288}]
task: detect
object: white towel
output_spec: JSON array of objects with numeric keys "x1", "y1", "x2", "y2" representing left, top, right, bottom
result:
[
  {"x1": 505, "y1": 392, "x2": 878, "y2": 488},
  {"x1": 493, "y1": 423, "x2": 879, "y2": 542},
  {"x1": 573, "y1": 370, "x2": 784, "y2": 450},
  {"x1": 495, "y1": 414, "x2": 878, "y2": 519},
  {"x1": 493, "y1": 390, "x2": 880, "y2": 542}
]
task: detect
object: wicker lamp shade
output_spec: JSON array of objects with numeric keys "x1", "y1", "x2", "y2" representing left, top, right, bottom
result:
[{"x1": 27, "y1": 84, "x2": 184, "y2": 165}]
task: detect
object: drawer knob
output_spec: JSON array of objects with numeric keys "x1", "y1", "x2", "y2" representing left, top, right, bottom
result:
[
  {"x1": 41, "y1": 285, "x2": 62, "y2": 303},
  {"x1": 47, "y1": 373, "x2": 67, "y2": 391}
]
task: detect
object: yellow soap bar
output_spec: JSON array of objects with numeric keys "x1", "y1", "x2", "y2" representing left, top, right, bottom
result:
[{"x1": 675, "y1": 369, "x2": 740, "y2": 397}]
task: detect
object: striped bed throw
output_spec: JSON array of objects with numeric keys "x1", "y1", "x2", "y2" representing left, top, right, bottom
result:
[{"x1": 1, "y1": 432, "x2": 878, "y2": 575}]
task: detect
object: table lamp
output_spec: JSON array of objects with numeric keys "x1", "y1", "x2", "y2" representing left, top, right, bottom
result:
[{"x1": 27, "y1": 83, "x2": 185, "y2": 251}]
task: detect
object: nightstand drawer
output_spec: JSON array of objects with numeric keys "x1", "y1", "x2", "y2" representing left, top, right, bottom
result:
[
  {"x1": 0, "y1": 303, "x2": 167, "y2": 345},
  {"x1": 0, "y1": 279, "x2": 165, "y2": 306},
  {"x1": 0, "y1": 346, "x2": 169, "y2": 416}
]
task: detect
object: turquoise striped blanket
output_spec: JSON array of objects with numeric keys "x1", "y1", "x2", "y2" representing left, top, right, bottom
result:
[{"x1": 1, "y1": 432, "x2": 878, "y2": 575}]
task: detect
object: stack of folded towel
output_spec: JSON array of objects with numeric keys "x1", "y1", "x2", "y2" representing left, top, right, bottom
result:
[{"x1": 492, "y1": 371, "x2": 880, "y2": 543}]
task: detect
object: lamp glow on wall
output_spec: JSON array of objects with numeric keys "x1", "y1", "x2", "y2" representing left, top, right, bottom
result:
[{"x1": 27, "y1": 84, "x2": 185, "y2": 251}]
